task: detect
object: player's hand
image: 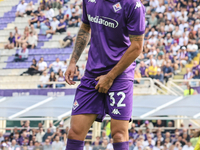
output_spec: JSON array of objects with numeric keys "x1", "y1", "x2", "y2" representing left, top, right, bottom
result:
[
  {"x1": 95, "y1": 74, "x2": 114, "y2": 93},
  {"x1": 65, "y1": 63, "x2": 76, "y2": 85}
]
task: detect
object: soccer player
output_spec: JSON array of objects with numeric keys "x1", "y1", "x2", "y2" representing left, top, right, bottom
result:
[{"x1": 65, "y1": 0, "x2": 145, "y2": 149}]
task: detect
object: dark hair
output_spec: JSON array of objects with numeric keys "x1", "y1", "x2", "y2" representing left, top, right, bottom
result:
[{"x1": 32, "y1": 59, "x2": 37, "y2": 64}]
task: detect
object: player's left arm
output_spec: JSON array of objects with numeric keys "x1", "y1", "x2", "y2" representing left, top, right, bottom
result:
[
  {"x1": 108, "y1": 34, "x2": 144, "y2": 79},
  {"x1": 95, "y1": 34, "x2": 144, "y2": 93}
]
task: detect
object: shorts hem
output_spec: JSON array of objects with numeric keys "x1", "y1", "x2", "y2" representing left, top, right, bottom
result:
[
  {"x1": 110, "y1": 116, "x2": 131, "y2": 121},
  {"x1": 72, "y1": 111, "x2": 105, "y2": 122}
]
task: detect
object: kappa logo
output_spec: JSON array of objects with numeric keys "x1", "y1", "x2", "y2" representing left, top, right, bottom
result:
[
  {"x1": 113, "y1": 2, "x2": 122, "y2": 12},
  {"x1": 88, "y1": 0, "x2": 96, "y2": 3},
  {"x1": 112, "y1": 109, "x2": 121, "y2": 115},
  {"x1": 73, "y1": 100, "x2": 79, "y2": 110},
  {"x1": 135, "y1": 1, "x2": 142, "y2": 9}
]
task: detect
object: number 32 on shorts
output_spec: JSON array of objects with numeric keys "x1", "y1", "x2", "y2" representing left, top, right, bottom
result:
[{"x1": 109, "y1": 92, "x2": 126, "y2": 107}]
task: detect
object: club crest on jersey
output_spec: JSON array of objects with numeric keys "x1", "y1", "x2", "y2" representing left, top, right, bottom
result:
[
  {"x1": 73, "y1": 100, "x2": 79, "y2": 110},
  {"x1": 88, "y1": 0, "x2": 96, "y2": 3},
  {"x1": 113, "y1": 2, "x2": 122, "y2": 12}
]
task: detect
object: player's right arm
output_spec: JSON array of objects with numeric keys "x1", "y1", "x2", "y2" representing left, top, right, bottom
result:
[{"x1": 65, "y1": 23, "x2": 91, "y2": 85}]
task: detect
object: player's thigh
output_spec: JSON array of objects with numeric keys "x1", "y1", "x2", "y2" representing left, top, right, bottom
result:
[
  {"x1": 69, "y1": 114, "x2": 97, "y2": 141},
  {"x1": 111, "y1": 118, "x2": 129, "y2": 142},
  {"x1": 106, "y1": 80, "x2": 134, "y2": 121}
]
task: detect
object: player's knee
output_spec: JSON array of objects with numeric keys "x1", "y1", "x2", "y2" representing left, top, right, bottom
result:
[
  {"x1": 112, "y1": 131, "x2": 124, "y2": 142},
  {"x1": 68, "y1": 127, "x2": 82, "y2": 140}
]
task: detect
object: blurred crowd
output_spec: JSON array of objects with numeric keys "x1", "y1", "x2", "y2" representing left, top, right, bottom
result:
[
  {"x1": 134, "y1": 0, "x2": 200, "y2": 83},
  {"x1": 0, "y1": 120, "x2": 199, "y2": 150}
]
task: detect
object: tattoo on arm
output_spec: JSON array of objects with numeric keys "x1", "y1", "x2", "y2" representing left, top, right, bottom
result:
[
  {"x1": 71, "y1": 23, "x2": 91, "y2": 63},
  {"x1": 129, "y1": 34, "x2": 144, "y2": 42}
]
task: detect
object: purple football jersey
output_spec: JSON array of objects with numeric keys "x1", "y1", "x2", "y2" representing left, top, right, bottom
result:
[{"x1": 82, "y1": 0, "x2": 145, "y2": 80}]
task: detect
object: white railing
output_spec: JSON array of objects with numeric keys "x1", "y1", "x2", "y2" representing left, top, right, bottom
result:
[
  {"x1": 0, "y1": 78, "x2": 158, "y2": 95},
  {"x1": 153, "y1": 79, "x2": 179, "y2": 96},
  {"x1": 168, "y1": 79, "x2": 200, "y2": 96},
  {"x1": 0, "y1": 78, "x2": 186, "y2": 95}
]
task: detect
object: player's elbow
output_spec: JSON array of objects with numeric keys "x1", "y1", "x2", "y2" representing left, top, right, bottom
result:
[{"x1": 130, "y1": 44, "x2": 143, "y2": 54}]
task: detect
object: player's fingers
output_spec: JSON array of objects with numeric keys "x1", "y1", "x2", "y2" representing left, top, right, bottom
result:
[
  {"x1": 95, "y1": 76, "x2": 101, "y2": 81},
  {"x1": 70, "y1": 72, "x2": 74, "y2": 81},
  {"x1": 95, "y1": 83, "x2": 99, "y2": 90},
  {"x1": 98, "y1": 87, "x2": 103, "y2": 93},
  {"x1": 65, "y1": 71, "x2": 71, "y2": 85}
]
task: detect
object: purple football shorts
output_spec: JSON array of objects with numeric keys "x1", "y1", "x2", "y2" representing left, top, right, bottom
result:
[{"x1": 71, "y1": 76, "x2": 133, "y2": 122}]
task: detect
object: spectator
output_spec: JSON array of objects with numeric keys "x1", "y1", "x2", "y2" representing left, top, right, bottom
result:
[
  {"x1": 79, "y1": 64, "x2": 85, "y2": 78},
  {"x1": 145, "y1": 60, "x2": 157, "y2": 79},
  {"x1": 155, "y1": 68, "x2": 164, "y2": 83},
  {"x1": 162, "y1": 62, "x2": 173, "y2": 83},
  {"x1": 45, "y1": 6, "x2": 54, "y2": 20},
  {"x1": 49, "y1": 72, "x2": 57, "y2": 88},
  {"x1": 34, "y1": 12, "x2": 46, "y2": 29},
  {"x1": 28, "y1": 140, "x2": 34, "y2": 150},
  {"x1": 171, "y1": 41, "x2": 180, "y2": 56},
  {"x1": 139, "y1": 61, "x2": 147, "y2": 78},
  {"x1": 176, "y1": 46, "x2": 188, "y2": 69},
  {"x1": 192, "y1": 61, "x2": 200, "y2": 75},
  {"x1": 193, "y1": 70, "x2": 200, "y2": 79},
  {"x1": 187, "y1": 40, "x2": 198, "y2": 62},
  {"x1": 179, "y1": 33, "x2": 188, "y2": 46},
  {"x1": 46, "y1": 17, "x2": 60, "y2": 37},
  {"x1": 40, "y1": 18, "x2": 51, "y2": 35},
  {"x1": 28, "y1": 13, "x2": 38, "y2": 26},
  {"x1": 16, "y1": 0, "x2": 28, "y2": 17},
  {"x1": 52, "y1": 135, "x2": 63, "y2": 150},
  {"x1": 49, "y1": 122, "x2": 56, "y2": 133},
  {"x1": 35, "y1": 128, "x2": 45, "y2": 143},
  {"x1": 4, "y1": 32, "x2": 15, "y2": 49},
  {"x1": 84, "y1": 142, "x2": 92, "y2": 150},
  {"x1": 20, "y1": 59, "x2": 38, "y2": 76},
  {"x1": 73, "y1": 65, "x2": 80, "y2": 81},
  {"x1": 19, "y1": 131, "x2": 28, "y2": 146},
  {"x1": 153, "y1": 140, "x2": 163, "y2": 150},
  {"x1": 56, "y1": 19, "x2": 67, "y2": 33},
  {"x1": 144, "y1": 134, "x2": 155, "y2": 148},
  {"x1": 31, "y1": 7, "x2": 41, "y2": 16},
  {"x1": 33, "y1": 141, "x2": 42, "y2": 150},
  {"x1": 26, "y1": 1, "x2": 35, "y2": 16},
  {"x1": 184, "y1": 68, "x2": 193, "y2": 80},
  {"x1": 30, "y1": 24, "x2": 38, "y2": 36},
  {"x1": 56, "y1": 71, "x2": 65, "y2": 88},
  {"x1": 0, "y1": 132, "x2": 4, "y2": 143},
  {"x1": 14, "y1": 44, "x2": 29, "y2": 62},
  {"x1": 37, "y1": 57, "x2": 47, "y2": 75},
  {"x1": 43, "y1": 129, "x2": 53, "y2": 142},
  {"x1": 49, "y1": 58, "x2": 63, "y2": 74},
  {"x1": 56, "y1": 9, "x2": 66, "y2": 21},
  {"x1": 59, "y1": 31, "x2": 73, "y2": 48},
  {"x1": 68, "y1": 11, "x2": 79, "y2": 27},
  {"x1": 38, "y1": 71, "x2": 49, "y2": 88},
  {"x1": 10, "y1": 139, "x2": 20, "y2": 150},
  {"x1": 43, "y1": 139, "x2": 52, "y2": 150},
  {"x1": 182, "y1": 142, "x2": 194, "y2": 150},
  {"x1": 140, "y1": 121, "x2": 154, "y2": 134},
  {"x1": 27, "y1": 32, "x2": 37, "y2": 49},
  {"x1": 52, "y1": 0, "x2": 63, "y2": 9},
  {"x1": 134, "y1": 69, "x2": 142, "y2": 84}
]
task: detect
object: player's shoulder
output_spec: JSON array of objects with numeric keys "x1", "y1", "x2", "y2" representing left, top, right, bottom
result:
[
  {"x1": 123, "y1": 0, "x2": 145, "y2": 13},
  {"x1": 123, "y1": 0, "x2": 143, "y2": 7}
]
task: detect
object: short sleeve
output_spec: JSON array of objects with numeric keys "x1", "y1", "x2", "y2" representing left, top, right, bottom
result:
[
  {"x1": 81, "y1": 0, "x2": 89, "y2": 24},
  {"x1": 127, "y1": 1, "x2": 146, "y2": 35}
]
